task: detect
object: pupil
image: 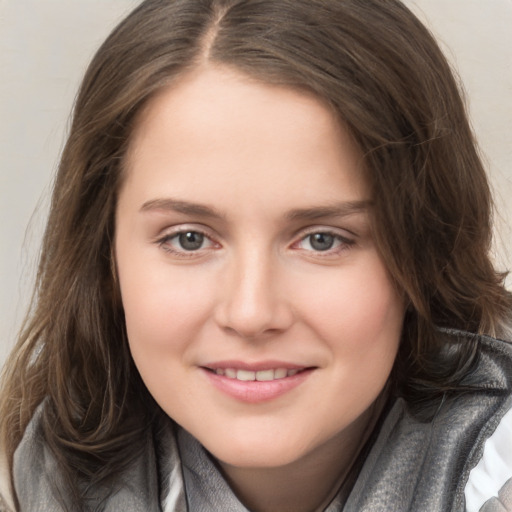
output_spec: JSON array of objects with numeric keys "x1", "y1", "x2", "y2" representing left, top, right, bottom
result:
[
  {"x1": 310, "y1": 233, "x2": 334, "y2": 251},
  {"x1": 179, "y1": 232, "x2": 204, "y2": 250}
]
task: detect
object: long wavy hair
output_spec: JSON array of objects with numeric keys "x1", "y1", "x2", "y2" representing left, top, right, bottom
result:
[{"x1": 1, "y1": 0, "x2": 511, "y2": 508}]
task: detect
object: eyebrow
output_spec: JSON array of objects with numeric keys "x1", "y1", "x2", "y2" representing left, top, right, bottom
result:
[
  {"x1": 140, "y1": 198, "x2": 225, "y2": 219},
  {"x1": 285, "y1": 200, "x2": 372, "y2": 221},
  {"x1": 140, "y1": 197, "x2": 371, "y2": 221}
]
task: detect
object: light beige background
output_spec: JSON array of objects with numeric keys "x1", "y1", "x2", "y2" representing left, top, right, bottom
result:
[{"x1": 1, "y1": 0, "x2": 511, "y2": 366}]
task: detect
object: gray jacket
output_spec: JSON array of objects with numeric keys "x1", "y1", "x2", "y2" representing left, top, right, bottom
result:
[{"x1": 11, "y1": 329, "x2": 512, "y2": 511}]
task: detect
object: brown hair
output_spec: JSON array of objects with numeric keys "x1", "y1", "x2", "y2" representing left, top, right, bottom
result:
[{"x1": 1, "y1": 0, "x2": 510, "y2": 507}]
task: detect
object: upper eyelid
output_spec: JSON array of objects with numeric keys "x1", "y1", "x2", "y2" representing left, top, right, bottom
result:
[
  {"x1": 154, "y1": 225, "x2": 221, "y2": 252},
  {"x1": 294, "y1": 233, "x2": 353, "y2": 247},
  {"x1": 156, "y1": 223, "x2": 216, "y2": 239},
  {"x1": 293, "y1": 225, "x2": 357, "y2": 240},
  {"x1": 288, "y1": 229, "x2": 354, "y2": 252},
  {"x1": 156, "y1": 228, "x2": 220, "y2": 258}
]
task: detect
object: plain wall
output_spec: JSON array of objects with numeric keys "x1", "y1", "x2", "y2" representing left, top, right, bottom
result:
[{"x1": 1, "y1": 0, "x2": 511, "y2": 367}]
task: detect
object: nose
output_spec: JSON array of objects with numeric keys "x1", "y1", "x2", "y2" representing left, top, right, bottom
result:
[{"x1": 214, "y1": 249, "x2": 294, "y2": 339}]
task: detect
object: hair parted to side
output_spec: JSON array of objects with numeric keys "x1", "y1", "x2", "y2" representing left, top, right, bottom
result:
[{"x1": 1, "y1": 0, "x2": 510, "y2": 507}]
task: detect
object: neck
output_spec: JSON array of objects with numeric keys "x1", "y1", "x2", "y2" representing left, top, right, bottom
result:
[{"x1": 217, "y1": 396, "x2": 385, "y2": 512}]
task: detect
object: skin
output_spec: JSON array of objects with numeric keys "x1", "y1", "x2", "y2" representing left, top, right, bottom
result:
[{"x1": 115, "y1": 65, "x2": 405, "y2": 512}]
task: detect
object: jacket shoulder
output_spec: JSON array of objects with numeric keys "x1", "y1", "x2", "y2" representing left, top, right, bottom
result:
[{"x1": 344, "y1": 330, "x2": 512, "y2": 512}]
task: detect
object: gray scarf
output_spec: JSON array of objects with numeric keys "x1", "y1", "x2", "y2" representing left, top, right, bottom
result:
[{"x1": 13, "y1": 330, "x2": 512, "y2": 511}]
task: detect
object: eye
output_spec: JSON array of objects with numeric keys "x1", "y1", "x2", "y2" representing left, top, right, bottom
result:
[
  {"x1": 157, "y1": 228, "x2": 218, "y2": 255},
  {"x1": 306, "y1": 233, "x2": 336, "y2": 251},
  {"x1": 175, "y1": 231, "x2": 206, "y2": 251},
  {"x1": 295, "y1": 231, "x2": 354, "y2": 253}
]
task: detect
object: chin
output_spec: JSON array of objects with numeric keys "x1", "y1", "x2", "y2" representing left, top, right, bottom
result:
[
  {"x1": 199, "y1": 428, "x2": 315, "y2": 470},
  {"x1": 213, "y1": 445, "x2": 303, "y2": 470}
]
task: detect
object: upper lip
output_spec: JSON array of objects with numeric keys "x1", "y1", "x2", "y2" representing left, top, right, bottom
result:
[{"x1": 202, "y1": 360, "x2": 311, "y2": 371}]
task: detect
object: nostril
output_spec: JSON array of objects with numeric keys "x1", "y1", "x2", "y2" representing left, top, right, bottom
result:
[{"x1": 213, "y1": 269, "x2": 294, "y2": 338}]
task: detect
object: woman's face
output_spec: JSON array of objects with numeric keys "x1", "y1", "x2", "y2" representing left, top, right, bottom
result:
[{"x1": 115, "y1": 65, "x2": 405, "y2": 470}]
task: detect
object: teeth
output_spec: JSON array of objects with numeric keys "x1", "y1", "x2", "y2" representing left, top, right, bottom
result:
[
  {"x1": 274, "y1": 368, "x2": 288, "y2": 379},
  {"x1": 255, "y1": 370, "x2": 274, "y2": 381},
  {"x1": 216, "y1": 368, "x2": 302, "y2": 381},
  {"x1": 225, "y1": 368, "x2": 237, "y2": 379},
  {"x1": 237, "y1": 370, "x2": 255, "y2": 381}
]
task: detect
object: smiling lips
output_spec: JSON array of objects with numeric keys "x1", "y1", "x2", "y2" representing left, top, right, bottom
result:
[
  {"x1": 202, "y1": 363, "x2": 314, "y2": 402},
  {"x1": 213, "y1": 367, "x2": 301, "y2": 381}
]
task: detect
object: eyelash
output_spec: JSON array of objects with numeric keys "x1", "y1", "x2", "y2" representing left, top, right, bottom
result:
[
  {"x1": 155, "y1": 227, "x2": 355, "y2": 258},
  {"x1": 156, "y1": 227, "x2": 219, "y2": 258},
  {"x1": 292, "y1": 229, "x2": 355, "y2": 256}
]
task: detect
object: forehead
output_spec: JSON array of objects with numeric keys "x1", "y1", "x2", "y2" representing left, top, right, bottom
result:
[{"x1": 121, "y1": 65, "x2": 369, "y2": 213}]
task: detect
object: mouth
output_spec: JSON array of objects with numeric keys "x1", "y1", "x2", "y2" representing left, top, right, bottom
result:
[
  {"x1": 202, "y1": 366, "x2": 310, "y2": 382},
  {"x1": 200, "y1": 362, "x2": 316, "y2": 403}
]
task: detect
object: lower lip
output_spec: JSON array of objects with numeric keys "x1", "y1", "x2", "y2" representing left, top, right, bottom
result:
[{"x1": 202, "y1": 368, "x2": 314, "y2": 403}]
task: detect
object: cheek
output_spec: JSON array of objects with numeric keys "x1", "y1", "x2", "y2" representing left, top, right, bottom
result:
[
  {"x1": 117, "y1": 260, "x2": 218, "y2": 410},
  {"x1": 302, "y1": 260, "x2": 403, "y2": 425},
  {"x1": 117, "y1": 252, "x2": 216, "y2": 357},
  {"x1": 297, "y1": 255, "x2": 404, "y2": 363}
]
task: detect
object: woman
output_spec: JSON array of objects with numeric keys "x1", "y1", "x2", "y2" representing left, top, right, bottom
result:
[{"x1": 1, "y1": 0, "x2": 511, "y2": 510}]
